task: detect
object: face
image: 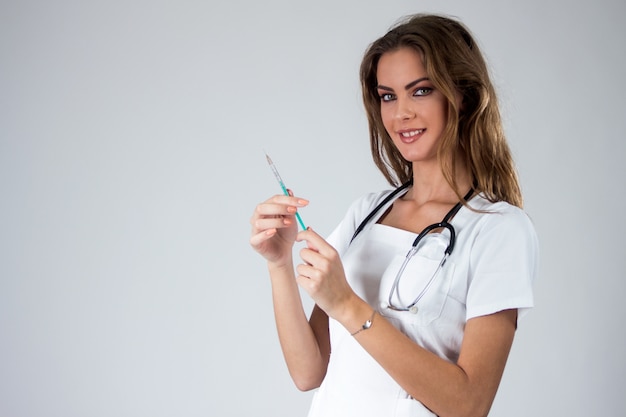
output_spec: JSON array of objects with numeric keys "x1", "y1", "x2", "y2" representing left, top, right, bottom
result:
[{"x1": 376, "y1": 47, "x2": 449, "y2": 166}]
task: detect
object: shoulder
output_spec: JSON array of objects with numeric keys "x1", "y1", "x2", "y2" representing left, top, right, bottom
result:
[
  {"x1": 467, "y1": 195, "x2": 536, "y2": 235},
  {"x1": 464, "y1": 194, "x2": 539, "y2": 268}
]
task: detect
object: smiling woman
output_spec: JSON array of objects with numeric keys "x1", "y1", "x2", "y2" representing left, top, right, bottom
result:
[
  {"x1": 2, "y1": 1, "x2": 624, "y2": 416},
  {"x1": 249, "y1": 13, "x2": 538, "y2": 417},
  {"x1": 360, "y1": 14, "x2": 522, "y2": 209}
]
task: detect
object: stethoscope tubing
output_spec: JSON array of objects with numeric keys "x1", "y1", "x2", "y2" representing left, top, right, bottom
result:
[
  {"x1": 387, "y1": 222, "x2": 454, "y2": 312},
  {"x1": 349, "y1": 182, "x2": 474, "y2": 313}
]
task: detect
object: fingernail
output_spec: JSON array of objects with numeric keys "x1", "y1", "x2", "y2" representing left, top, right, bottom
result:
[
  {"x1": 298, "y1": 199, "x2": 309, "y2": 206},
  {"x1": 287, "y1": 206, "x2": 297, "y2": 213}
]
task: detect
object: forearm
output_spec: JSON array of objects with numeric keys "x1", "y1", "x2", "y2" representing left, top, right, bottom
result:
[
  {"x1": 268, "y1": 260, "x2": 328, "y2": 391},
  {"x1": 355, "y1": 317, "x2": 479, "y2": 417},
  {"x1": 337, "y1": 298, "x2": 515, "y2": 417}
]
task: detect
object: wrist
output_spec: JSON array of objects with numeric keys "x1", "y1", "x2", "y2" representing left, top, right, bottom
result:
[
  {"x1": 351, "y1": 310, "x2": 376, "y2": 336},
  {"x1": 267, "y1": 255, "x2": 293, "y2": 272},
  {"x1": 335, "y1": 296, "x2": 374, "y2": 335},
  {"x1": 267, "y1": 258, "x2": 296, "y2": 282}
]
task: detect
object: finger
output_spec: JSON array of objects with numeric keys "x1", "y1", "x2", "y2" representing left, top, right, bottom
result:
[
  {"x1": 252, "y1": 216, "x2": 293, "y2": 232},
  {"x1": 266, "y1": 194, "x2": 309, "y2": 207},
  {"x1": 295, "y1": 265, "x2": 325, "y2": 297},
  {"x1": 299, "y1": 246, "x2": 326, "y2": 268},
  {"x1": 255, "y1": 199, "x2": 308, "y2": 221},
  {"x1": 254, "y1": 203, "x2": 300, "y2": 218},
  {"x1": 297, "y1": 227, "x2": 335, "y2": 257},
  {"x1": 295, "y1": 273, "x2": 319, "y2": 295},
  {"x1": 296, "y1": 262, "x2": 319, "y2": 280},
  {"x1": 249, "y1": 228, "x2": 277, "y2": 247}
]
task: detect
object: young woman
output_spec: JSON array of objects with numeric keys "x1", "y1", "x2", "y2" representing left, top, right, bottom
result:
[{"x1": 250, "y1": 14, "x2": 538, "y2": 417}]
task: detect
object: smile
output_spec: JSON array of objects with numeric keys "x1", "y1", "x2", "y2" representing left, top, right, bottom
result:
[{"x1": 400, "y1": 129, "x2": 425, "y2": 138}]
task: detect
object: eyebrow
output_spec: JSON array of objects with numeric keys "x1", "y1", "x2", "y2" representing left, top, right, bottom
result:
[{"x1": 377, "y1": 77, "x2": 430, "y2": 92}]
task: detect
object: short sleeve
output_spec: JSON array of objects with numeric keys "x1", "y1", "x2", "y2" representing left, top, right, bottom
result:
[{"x1": 466, "y1": 206, "x2": 539, "y2": 322}]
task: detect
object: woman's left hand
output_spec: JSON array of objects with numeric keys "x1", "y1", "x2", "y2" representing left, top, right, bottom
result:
[{"x1": 295, "y1": 228, "x2": 358, "y2": 320}]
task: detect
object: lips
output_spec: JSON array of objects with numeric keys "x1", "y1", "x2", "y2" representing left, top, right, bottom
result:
[{"x1": 398, "y1": 128, "x2": 425, "y2": 143}]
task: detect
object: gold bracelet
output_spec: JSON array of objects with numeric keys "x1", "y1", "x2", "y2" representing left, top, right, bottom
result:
[{"x1": 351, "y1": 310, "x2": 376, "y2": 336}]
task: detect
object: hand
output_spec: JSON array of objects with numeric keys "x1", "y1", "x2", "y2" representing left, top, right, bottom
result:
[
  {"x1": 295, "y1": 228, "x2": 358, "y2": 320},
  {"x1": 249, "y1": 192, "x2": 309, "y2": 266}
]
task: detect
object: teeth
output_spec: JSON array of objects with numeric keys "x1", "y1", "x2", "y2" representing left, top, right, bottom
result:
[{"x1": 401, "y1": 129, "x2": 424, "y2": 138}]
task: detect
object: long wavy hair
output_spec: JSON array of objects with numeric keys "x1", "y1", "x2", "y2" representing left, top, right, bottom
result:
[{"x1": 360, "y1": 14, "x2": 523, "y2": 207}]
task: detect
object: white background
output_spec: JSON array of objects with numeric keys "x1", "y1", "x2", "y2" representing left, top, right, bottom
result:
[{"x1": 1, "y1": 0, "x2": 624, "y2": 416}]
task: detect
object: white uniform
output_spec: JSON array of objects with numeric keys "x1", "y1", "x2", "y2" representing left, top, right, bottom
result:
[{"x1": 307, "y1": 189, "x2": 539, "y2": 417}]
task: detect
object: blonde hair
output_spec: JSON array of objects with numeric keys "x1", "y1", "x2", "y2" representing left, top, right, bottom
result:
[{"x1": 360, "y1": 14, "x2": 523, "y2": 207}]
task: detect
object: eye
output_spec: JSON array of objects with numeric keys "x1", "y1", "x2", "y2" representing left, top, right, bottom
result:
[
  {"x1": 378, "y1": 93, "x2": 395, "y2": 102},
  {"x1": 413, "y1": 87, "x2": 433, "y2": 97}
]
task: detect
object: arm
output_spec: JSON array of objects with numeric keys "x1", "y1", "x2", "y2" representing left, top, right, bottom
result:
[
  {"x1": 296, "y1": 227, "x2": 518, "y2": 417},
  {"x1": 249, "y1": 194, "x2": 329, "y2": 390},
  {"x1": 268, "y1": 261, "x2": 330, "y2": 391},
  {"x1": 341, "y1": 297, "x2": 516, "y2": 417}
]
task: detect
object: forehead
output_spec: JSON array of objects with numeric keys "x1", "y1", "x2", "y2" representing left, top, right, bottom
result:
[{"x1": 376, "y1": 47, "x2": 427, "y2": 84}]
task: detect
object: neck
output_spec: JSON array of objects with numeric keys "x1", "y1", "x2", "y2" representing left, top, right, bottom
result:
[{"x1": 407, "y1": 157, "x2": 471, "y2": 205}]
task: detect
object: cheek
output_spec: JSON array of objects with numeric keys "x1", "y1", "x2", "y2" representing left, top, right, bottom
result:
[{"x1": 433, "y1": 102, "x2": 449, "y2": 127}]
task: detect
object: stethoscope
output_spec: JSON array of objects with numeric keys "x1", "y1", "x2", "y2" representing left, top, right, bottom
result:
[{"x1": 350, "y1": 181, "x2": 474, "y2": 313}]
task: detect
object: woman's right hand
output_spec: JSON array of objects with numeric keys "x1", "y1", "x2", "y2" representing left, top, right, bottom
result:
[{"x1": 249, "y1": 193, "x2": 309, "y2": 266}]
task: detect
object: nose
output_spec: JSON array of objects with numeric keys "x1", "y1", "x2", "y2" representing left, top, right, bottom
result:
[{"x1": 393, "y1": 96, "x2": 415, "y2": 121}]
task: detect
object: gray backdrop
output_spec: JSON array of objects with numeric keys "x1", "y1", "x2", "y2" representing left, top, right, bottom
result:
[{"x1": 1, "y1": 0, "x2": 624, "y2": 416}]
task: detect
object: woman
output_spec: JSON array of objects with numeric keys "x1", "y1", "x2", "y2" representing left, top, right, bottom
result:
[{"x1": 250, "y1": 14, "x2": 538, "y2": 417}]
